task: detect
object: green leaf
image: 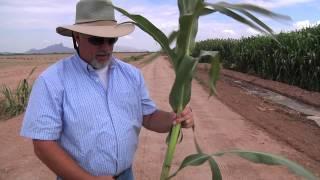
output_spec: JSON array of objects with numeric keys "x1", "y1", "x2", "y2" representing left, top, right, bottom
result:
[
  {"x1": 175, "y1": 0, "x2": 204, "y2": 67},
  {"x1": 200, "y1": 6, "x2": 216, "y2": 16},
  {"x1": 113, "y1": 6, "x2": 176, "y2": 62},
  {"x1": 214, "y1": 150, "x2": 317, "y2": 180},
  {"x1": 176, "y1": 14, "x2": 199, "y2": 64},
  {"x1": 237, "y1": 9, "x2": 274, "y2": 34},
  {"x1": 178, "y1": 0, "x2": 200, "y2": 16},
  {"x1": 204, "y1": 3, "x2": 269, "y2": 35},
  {"x1": 169, "y1": 56, "x2": 198, "y2": 111},
  {"x1": 27, "y1": 66, "x2": 37, "y2": 80},
  {"x1": 168, "y1": 153, "x2": 210, "y2": 179},
  {"x1": 233, "y1": 9, "x2": 280, "y2": 44},
  {"x1": 166, "y1": 127, "x2": 183, "y2": 145},
  {"x1": 212, "y1": 2, "x2": 287, "y2": 42},
  {"x1": 203, "y1": 2, "x2": 290, "y2": 37},
  {"x1": 208, "y1": 157, "x2": 222, "y2": 180},
  {"x1": 198, "y1": 50, "x2": 221, "y2": 96},
  {"x1": 192, "y1": 126, "x2": 203, "y2": 154},
  {"x1": 192, "y1": 125, "x2": 223, "y2": 180},
  {"x1": 167, "y1": 31, "x2": 179, "y2": 45},
  {"x1": 230, "y1": 3, "x2": 291, "y2": 20}
]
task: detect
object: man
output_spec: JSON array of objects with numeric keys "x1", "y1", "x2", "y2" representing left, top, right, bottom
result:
[{"x1": 20, "y1": 0, "x2": 194, "y2": 179}]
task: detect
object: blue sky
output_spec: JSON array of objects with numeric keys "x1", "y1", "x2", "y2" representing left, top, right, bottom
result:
[{"x1": 0, "y1": 0, "x2": 319, "y2": 52}]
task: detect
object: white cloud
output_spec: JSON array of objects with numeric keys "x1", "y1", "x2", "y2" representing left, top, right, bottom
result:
[
  {"x1": 241, "y1": 0, "x2": 315, "y2": 9},
  {"x1": 247, "y1": 27, "x2": 260, "y2": 35},
  {"x1": 0, "y1": 0, "x2": 318, "y2": 52},
  {"x1": 223, "y1": 29, "x2": 236, "y2": 35},
  {"x1": 197, "y1": 20, "x2": 238, "y2": 40},
  {"x1": 0, "y1": 0, "x2": 76, "y2": 30},
  {"x1": 293, "y1": 20, "x2": 320, "y2": 29},
  {"x1": 1, "y1": 1, "x2": 76, "y2": 14},
  {"x1": 42, "y1": 40, "x2": 52, "y2": 46}
]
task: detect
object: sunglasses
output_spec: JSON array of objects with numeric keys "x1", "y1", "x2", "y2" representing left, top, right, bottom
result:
[{"x1": 87, "y1": 36, "x2": 118, "y2": 46}]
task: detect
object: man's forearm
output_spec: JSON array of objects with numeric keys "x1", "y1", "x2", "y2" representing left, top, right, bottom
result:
[
  {"x1": 33, "y1": 140, "x2": 113, "y2": 180},
  {"x1": 143, "y1": 110, "x2": 173, "y2": 133}
]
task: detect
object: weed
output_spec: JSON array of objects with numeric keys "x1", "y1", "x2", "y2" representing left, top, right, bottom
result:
[{"x1": 0, "y1": 67, "x2": 36, "y2": 119}]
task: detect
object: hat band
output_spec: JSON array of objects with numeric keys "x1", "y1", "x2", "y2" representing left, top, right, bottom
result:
[{"x1": 75, "y1": 20, "x2": 117, "y2": 26}]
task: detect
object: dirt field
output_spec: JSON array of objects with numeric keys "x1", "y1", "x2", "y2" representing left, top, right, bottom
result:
[{"x1": 0, "y1": 54, "x2": 319, "y2": 179}]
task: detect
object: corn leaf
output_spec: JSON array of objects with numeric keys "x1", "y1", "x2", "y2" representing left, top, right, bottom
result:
[
  {"x1": 198, "y1": 51, "x2": 221, "y2": 96},
  {"x1": 214, "y1": 150, "x2": 317, "y2": 180},
  {"x1": 192, "y1": 126, "x2": 202, "y2": 154},
  {"x1": 192, "y1": 126, "x2": 222, "y2": 179},
  {"x1": 200, "y1": 6, "x2": 216, "y2": 16},
  {"x1": 178, "y1": 0, "x2": 200, "y2": 15},
  {"x1": 204, "y1": 4, "x2": 269, "y2": 35},
  {"x1": 228, "y1": 3, "x2": 291, "y2": 20},
  {"x1": 175, "y1": 1, "x2": 203, "y2": 65},
  {"x1": 208, "y1": 157, "x2": 222, "y2": 180},
  {"x1": 168, "y1": 31, "x2": 179, "y2": 45},
  {"x1": 27, "y1": 67, "x2": 37, "y2": 79},
  {"x1": 168, "y1": 153, "x2": 210, "y2": 179},
  {"x1": 176, "y1": 14, "x2": 199, "y2": 64},
  {"x1": 113, "y1": 6, "x2": 175, "y2": 62},
  {"x1": 169, "y1": 56, "x2": 198, "y2": 111}
]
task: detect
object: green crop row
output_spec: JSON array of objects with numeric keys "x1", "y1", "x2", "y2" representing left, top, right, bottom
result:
[{"x1": 193, "y1": 25, "x2": 320, "y2": 92}]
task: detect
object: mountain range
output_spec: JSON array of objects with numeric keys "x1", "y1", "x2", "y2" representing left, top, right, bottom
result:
[
  {"x1": 25, "y1": 43, "x2": 74, "y2": 54},
  {"x1": 24, "y1": 43, "x2": 146, "y2": 54}
]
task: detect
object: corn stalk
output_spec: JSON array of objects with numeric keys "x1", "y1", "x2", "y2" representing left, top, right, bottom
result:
[{"x1": 114, "y1": 0, "x2": 316, "y2": 179}]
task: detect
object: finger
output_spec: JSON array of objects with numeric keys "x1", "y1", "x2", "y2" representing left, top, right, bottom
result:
[
  {"x1": 180, "y1": 117, "x2": 194, "y2": 126},
  {"x1": 181, "y1": 119, "x2": 194, "y2": 128},
  {"x1": 180, "y1": 107, "x2": 192, "y2": 116},
  {"x1": 184, "y1": 123, "x2": 194, "y2": 128},
  {"x1": 175, "y1": 114, "x2": 193, "y2": 123},
  {"x1": 171, "y1": 113, "x2": 177, "y2": 120}
]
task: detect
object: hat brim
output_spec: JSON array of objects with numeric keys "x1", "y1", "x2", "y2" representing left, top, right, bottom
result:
[{"x1": 56, "y1": 23, "x2": 135, "y2": 38}]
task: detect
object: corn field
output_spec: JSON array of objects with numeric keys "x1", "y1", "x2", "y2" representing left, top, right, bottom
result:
[{"x1": 193, "y1": 24, "x2": 320, "y2": 92}]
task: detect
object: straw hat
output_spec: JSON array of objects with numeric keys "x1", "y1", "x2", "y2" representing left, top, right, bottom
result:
[{"x1": 56, "y1": 0, "x2": 134, "y2": 38}]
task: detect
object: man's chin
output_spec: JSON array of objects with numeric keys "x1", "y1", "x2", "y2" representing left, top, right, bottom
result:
[{"x1": 91, "y1": 59, "x2": 109, "y2": 69}]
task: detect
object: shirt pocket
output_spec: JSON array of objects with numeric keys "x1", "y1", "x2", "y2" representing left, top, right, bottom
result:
[
  {"x1": 111, "y1": 90, "x2": 142, "y2": 129},
  {"x1": 114, "y1": 90, "x2": 138, "y2": 113}
]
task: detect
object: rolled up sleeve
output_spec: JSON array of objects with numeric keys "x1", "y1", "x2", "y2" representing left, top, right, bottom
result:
[
  {"x1": 20, "y1": 75, "x2": 63, "y2": 140},
  {"x1": 138, "y1": 71, "x2": 157, "y2": 116}
]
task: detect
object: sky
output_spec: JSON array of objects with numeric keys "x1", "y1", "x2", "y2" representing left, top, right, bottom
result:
[{"x1": 0, "y1": 0, "x2": 319, "y2": 53}]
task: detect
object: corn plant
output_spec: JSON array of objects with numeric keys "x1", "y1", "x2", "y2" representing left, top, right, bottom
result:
[
  {"x1": 194, "y1": 24, "x2": 320, "y2": 92},
  {"x1": 1, "y1": 67, "x2": 36, "y2": 118},
  {"x1": 114, "y1": 1, "x2": 316, "y2": 179}
]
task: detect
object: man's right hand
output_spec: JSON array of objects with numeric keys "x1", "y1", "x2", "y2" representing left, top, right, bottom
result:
[{"x1": 33, "y1": 140, "x2": 108, "y2": 180}]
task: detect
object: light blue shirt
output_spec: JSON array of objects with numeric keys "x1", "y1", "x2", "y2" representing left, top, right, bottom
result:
[{"x1": 20, "y1": 54, "x2": 157, "y2": 176}]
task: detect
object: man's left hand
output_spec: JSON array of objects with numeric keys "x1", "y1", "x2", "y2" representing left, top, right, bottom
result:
[{"x1": 173, "y1": 106, "x2": 194, "y2": 128}]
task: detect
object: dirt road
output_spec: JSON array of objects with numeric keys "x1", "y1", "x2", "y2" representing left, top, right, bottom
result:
[
  {"x1": 0, "y1": 55, "x2": 318, "y2": 179},
  {"x1": 133, "y1": 57, "x2": 315, "y2": 179}
]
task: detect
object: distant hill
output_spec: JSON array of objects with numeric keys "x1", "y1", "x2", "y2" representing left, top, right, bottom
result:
[
  {"x1": 25, "y1": 43, "x2": 75, "y2": 54},
  {"x1": 114, "y1": 45, "x2": 147, "y2": 52},
  {"x1": 24, "y1": 43, "x2": 147, "y2": 54}
]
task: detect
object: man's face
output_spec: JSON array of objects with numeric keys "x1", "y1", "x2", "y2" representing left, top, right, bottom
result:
[{"x1": 75, "y1": 32, "x2": 117, "y2": 69}]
